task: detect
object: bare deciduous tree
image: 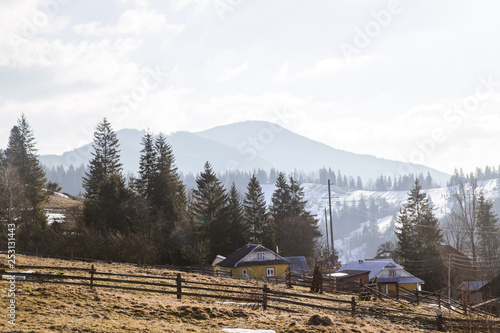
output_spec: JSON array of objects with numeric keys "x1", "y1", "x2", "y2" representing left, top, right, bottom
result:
[{"x1": 447, "y1": 172, "x2": 479, "y2": 260}]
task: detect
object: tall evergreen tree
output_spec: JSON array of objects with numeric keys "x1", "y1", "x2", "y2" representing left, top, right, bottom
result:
[
  {"x1": 243, "y1": 175, "x2": 269, "y2": 245},
  {"x1": 227, "y1": 183, "x2": 247, "y2": 251},
  {"x1": 151, "y1": 134, "x2": 186, "y2": 223},
  {"x1": 270, "y1": 172, "x2": 291, "y2": 221},
  {"x1": 269, "y1": 172, "x2": 291, "y2": 249},
  {"x1": 5, "y1": 115, "x2": 49, "y2": 227},
  {"x1": 0, "y1": 149, "x2": 6, "y2": 168},
  {"x1": 269, "y1": 173, "x2": 320, "y2": 257},
  {"x1": 83, "y1": 118, "x2": 130, "y2": 231},
  {"x1": 136, "y1": 131, "x2": 157, "y2": 198},
  {"x1": 477, "y1": 192, "x2": 500, "y2": 271},
  {"x1": 396, "y1": 180, "x2": 445, "y2": 291},
  {"x1": 192, "y1": 162, "x2": 230, "y2": 258}
]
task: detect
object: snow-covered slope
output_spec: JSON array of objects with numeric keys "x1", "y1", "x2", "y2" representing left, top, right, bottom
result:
[{"x1": 262, "y1": 179, "x2": 500, "y2": 264}]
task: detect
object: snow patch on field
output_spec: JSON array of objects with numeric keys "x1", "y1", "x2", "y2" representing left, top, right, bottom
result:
[
  {"x1": 222, "y1": 329, "x2": 275, "y2": 333},
  {"x1": 47, "y1": 213, "x2": 65, "y2": 225}
]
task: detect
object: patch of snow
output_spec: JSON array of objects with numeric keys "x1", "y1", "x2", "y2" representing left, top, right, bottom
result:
[
  {"x1": 47, "y1": 213, "x2": 65, "y2": 225},
  {"x1": 56, "y1": 192, "x2": 69, "y2": 199},
  {"x1": 222, "y1": 329, "x2": 275, "y2": 333},
  {"x1": 216, "y1": 301, "x2": 260, "y2": 306}
]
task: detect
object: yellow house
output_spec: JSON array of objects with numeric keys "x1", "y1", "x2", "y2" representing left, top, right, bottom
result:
[
  {"x1": 214, "y1": 244, "x2": 291, "y2": 279},
  {"x1": 336, "y1": 259, "x2": 424, "y2": 294}
]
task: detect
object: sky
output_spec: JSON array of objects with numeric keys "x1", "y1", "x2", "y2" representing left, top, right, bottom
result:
[{"x1": 1, "y1": 0, "x2": 500, "y2": 175}]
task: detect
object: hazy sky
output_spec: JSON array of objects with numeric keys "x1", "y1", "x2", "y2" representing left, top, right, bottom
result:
[{"x1": 1, "y1": 0, "x2": 500, "y2": 174}]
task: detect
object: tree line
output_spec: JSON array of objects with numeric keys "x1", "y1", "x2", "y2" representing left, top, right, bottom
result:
[
  {"x1": 44, "y1": 159, "x2": 439, "y2": 197},
  {"x1": 0, "y1": 116, "x2": 319, "y2": 265}
]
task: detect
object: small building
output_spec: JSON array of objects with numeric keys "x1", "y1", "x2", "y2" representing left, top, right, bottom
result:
[
  {"x1": 211, "y1": 255, "x2": 226, "y2": 267},
  {"x1": 330, "y1": 270, "x2": 370, "y2": 292},
  {"x1": 214, "y1": 244, "x2": 291, "y2": 279},
  {"x1": 458, "y1": 281, "x2": 487, "y2": 305},
  {"x1": 284, "y1": 256, "x2": 310, "y2": 275},
  {"x1": 336, "y1": 259, "x2": 424, "y2": 294}
]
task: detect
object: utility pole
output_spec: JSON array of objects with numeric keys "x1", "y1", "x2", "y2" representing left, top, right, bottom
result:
[
  {"x1": 324, "y1": 207, "x2": 329, "y2": 257},
  {"x1": 448, "y1": 253, "x2": 451, "y2": 303},
  {"x1": 328, "y1": 179, "x2": 335, "y2": 266},
  {"x1": 324, "y1": 207, "x2": 330, "y2": 275}
]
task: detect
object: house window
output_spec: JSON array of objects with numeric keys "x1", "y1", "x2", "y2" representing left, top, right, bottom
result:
[
  {"x1": 257, "y1": 252, "x2": 265, "y2": 261},
  {"x1": 388, "y1": 270, "x2": 396, "y2": 278},
  {"x1": 266, "y1": 267, "x2": 275, "y2": 277},
  {"x1": 242, "y1": 269, "x2": 247, "y2": 279}
]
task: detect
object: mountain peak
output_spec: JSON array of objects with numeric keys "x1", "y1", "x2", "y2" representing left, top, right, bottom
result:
[{"x1": 40, "y1": 121, "x2": 450, "y2": 185}]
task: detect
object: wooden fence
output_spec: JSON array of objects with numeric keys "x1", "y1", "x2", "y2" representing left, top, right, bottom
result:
[{"x1": 2, "y1": 264, "x2": 500, "y2": 331}]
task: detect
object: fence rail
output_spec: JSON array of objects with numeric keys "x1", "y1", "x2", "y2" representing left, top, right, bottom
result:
[{"x1": 2, "y1": 263, "x2": 500, "y2": 331}]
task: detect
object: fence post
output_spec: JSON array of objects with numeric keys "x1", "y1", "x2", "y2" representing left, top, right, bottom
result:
[
  {"x1": 396, "y1": 284, "x2": 399, "y2": 300},
  {"x1": 262, "y1": 284, "x2": 268, "y2": 311},
  {"x1": 438, "y1": 293, "x2": 441, "y2": 310},
  {"x1": 415, "y1": 289, "x2": 419, "y2": 306},
  {"x1": 176, "y1": 273, "x2": 182, "y2": 300},
  {"x1": 319, "y1": 273, "x2": 323, "y2": 294},
  {"x1": 286, "y1": 267, "x2": 292, "y2": 289},
  {"x1": 90, "y1": 264, "x2": 95, "y2": 289},
  {"x1": 351, "y1": 296, "x2": 356, "y2": 318},
  {"x1": 436, "y1": 309, "x2": 444, "y2": 331}
]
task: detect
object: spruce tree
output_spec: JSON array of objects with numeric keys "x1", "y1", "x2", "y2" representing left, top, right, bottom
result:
[
  {"x1": 5, "y1": 115, "x2": 49, "y2": 227},
  {"x1": 152, "y1": 134, "x2": 186, "y2": 223},
  {"x1": 269, "y1": 172, "x2": 291, "y2": 249},
  {"x1": 0, "y1": 149, "x2": 6, "y2": 168},
  {"x1": 192, "y1": 162, "x2": 230, "y2": 258},
  {"x1": 286, "y1": 176, "x2": 320, "y2": 257},
  {"x1": 83, "y1": 118, "x2": 130, "y2": 231},
  {"x1": 396, "y1": 180, "x2": 445, "y2": 291},
  {"x1": 269, "y1": 173, "x2": 320, "y2": 257},
  {"x1": 227, "y1": 183, "x2": 247, "y2": 251},
  {"x1": 243, "y1": 175, "x2": 269, "y2": 245},
  {"x1": 270, "y1": 172, "x2": 291, "y2": 221},
  {"x1": 477, "y1": 192, "x2": 500, "y2": 271},
  {"x1": 136, "y1": 131, "x2": 157, "y2": 198}
]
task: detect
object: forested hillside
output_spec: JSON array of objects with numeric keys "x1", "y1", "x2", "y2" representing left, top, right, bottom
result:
[{"x1": 2, "y1": 116, "x2": 500, "y2": 287}]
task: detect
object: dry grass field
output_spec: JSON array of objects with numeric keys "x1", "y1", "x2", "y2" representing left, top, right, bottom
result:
[{"x1": 0, "y1": 254, "x2": 494, "y2": 332}]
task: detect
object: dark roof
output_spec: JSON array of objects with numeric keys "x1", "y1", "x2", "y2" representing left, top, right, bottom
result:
[
  {"x1": 330, "y1": 270, "x2": 370, "y2": 280},
  {"x1": 217, "y1": 244, "x2": 290, "y2": 268},
  {"x1": 479, "y1": 274, "x2": 500, "y2": 297},
  {"x1": 284, "y1": 256, "x2": 310, "y2": 274}
]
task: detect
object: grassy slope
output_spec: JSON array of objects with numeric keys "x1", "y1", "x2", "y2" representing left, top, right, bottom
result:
[
  {"x1": 0, "y1": 255, "x2": 465, "y2": 333},
  {"x1": 46, "y1": 193, "x2": 83, "y2": 211}
]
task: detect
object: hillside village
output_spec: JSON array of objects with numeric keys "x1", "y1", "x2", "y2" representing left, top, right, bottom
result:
[{"x1": 2, "y1": 115, "x2": 500, "y2": 332}]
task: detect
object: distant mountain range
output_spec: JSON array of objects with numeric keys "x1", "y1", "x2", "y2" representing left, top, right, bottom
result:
[{"x1": 39, "y1": 120, "x2": 450, "y2": 184}]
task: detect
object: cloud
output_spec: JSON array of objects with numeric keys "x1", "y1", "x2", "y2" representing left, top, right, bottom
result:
[
  {"x1": 73, "y1": 9, "x2": 183, "y2": 36},
  {"x1": 116, "y1": 0, "x2": 150, "y2": 8},
  {"x1": 297, "y1": 55, "x2": 374, "y2": 80},
  {"x1": 273, "y1": 63, "x2": 290, "y2": 84},
  {"x1": 169, "y1": 0, "x2": 213, "y2": 13},
  {"x1": 215, "y1": 62, "x2": 248, "y2": 83}
]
